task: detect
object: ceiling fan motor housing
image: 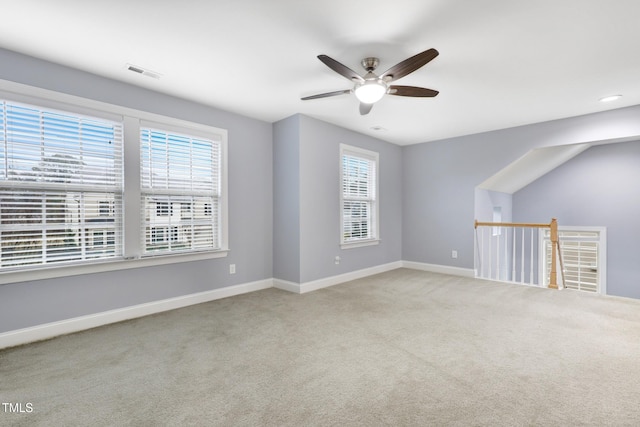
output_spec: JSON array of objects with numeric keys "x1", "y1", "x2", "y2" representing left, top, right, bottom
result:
[
  {"x1": 302, "y1": 48, "x2": 439, "y2": 114},
  {"x1": 361, "y1": 57, "x2": 379, "y2": 72}
]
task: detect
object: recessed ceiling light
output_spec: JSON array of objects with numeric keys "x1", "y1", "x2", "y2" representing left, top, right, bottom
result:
[{"x1": 599, "y1": 95, "x2": 622, "y2": 103}]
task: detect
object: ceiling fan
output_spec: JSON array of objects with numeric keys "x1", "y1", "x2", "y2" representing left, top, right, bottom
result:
[{"x1": 301, "y1": 48, "x2": 439, "y2": 115}]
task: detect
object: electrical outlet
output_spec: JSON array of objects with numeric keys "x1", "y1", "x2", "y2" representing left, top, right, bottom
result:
[
  {"x1": 335, "y1": 256, "x2": 341, "y2": 265},
  {"x1": 451, "y1": 250, "x2": 458, "y2": 259},
  {"x1": 229, "y1": 264, "x2": 236, "y2": 274}
]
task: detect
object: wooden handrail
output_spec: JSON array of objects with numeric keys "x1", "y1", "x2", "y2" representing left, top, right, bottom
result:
[
  {"x1": 474, "y1": 220, "x2": 551, "y2": 229},
  {"x1": 474, "y1": 218, "x2": 559, "y2": 289}
]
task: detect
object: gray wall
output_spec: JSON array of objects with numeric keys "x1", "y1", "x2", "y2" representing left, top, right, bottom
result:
[
  {"x1": 273, "y1": 116, "x2": 301, "y2": 283},
  {"x1": 3, "y1": 45, "x2": 640, "y2": 335},
  {"x1": 272, "y1": 114, "x2": 403, "y2": 284},
  {"x1": 513, "y1": 141, "x2": 640, "y2": 298},
  {"x1": 0, "y1": 49, "x2": 273, "y2": 332},
  {"x1": 474, "y1": 189, "x2": 513, "y2": 224},
  {"x1": 402, "y1": 104, "x2": 640, "y2": 278},
  {"x1": 298, "y1": 115, "x2": 403, "y2": 283}
]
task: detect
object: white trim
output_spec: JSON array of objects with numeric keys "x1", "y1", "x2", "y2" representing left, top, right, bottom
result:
[
  {"x1": 299, "y1": 261, "x2": 402, "y2": 293},
  {"x1": 0, "y1": 250, "x2": 229, "y2": 285},
  {"x1": 273, "y1": 279, "x2": 302, "y2": 294},
  {"x1": 0, "y1": 79, "x2": 229, "y2": 138},
  {"x1": 340, "y1": 239, "x2": 380, "y2": 249},
  {"x1": 0, "y1": 278, "x2": 272, "y2": 350},
  {"x1": 1, "y1": 261, "x2": 480, "y2": 349},
  {"x1": 402, "y1": 261, "x2": 476, "y2": 278},
  {"x1": 339, "y1": 143, "x2": 380, "y2": 246},
  {"x1": 538, "y1": 225, "x2": 607, "y2": 295},
  {"x1": 0, "y1": 79, "x2": 230, "y2": 284},
  {"x1": 274, "y1": 262, "x2": 403, "y2": 294},
  {"x1": 273, "y1": 261, "x2": 475, "y2": 294}
]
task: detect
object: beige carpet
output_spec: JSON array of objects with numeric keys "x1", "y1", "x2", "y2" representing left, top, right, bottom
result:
[{"x1": 1, "y1": 268, "x2": 640, "y2": 426}]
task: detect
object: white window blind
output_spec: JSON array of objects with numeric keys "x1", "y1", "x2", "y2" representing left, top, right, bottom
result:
[
  {"x1": 0, "y1": 100, "x2": 123, "y2": 269},
  {"x1": 140, "y1": 126, "x2": 221, "y2": 255},
  {"x1": 341, "y1": 145, "x2": 378, "y2": 245}
]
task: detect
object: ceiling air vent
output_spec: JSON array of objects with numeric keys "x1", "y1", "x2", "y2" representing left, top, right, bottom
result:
[{"x1": 126, "y1": 64, "x2": 162, "y2": 79}]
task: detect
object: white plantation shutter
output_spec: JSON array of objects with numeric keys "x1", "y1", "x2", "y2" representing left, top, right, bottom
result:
[
  {"x1": 0, "y1": 100, "x2": 123, "y2": 269},
  {"x1": 340, "y1": 145, "x2": 378, "y2": 244},
  {"x1": 140, "y1": 125, "x2": 221, "y2": 254}
]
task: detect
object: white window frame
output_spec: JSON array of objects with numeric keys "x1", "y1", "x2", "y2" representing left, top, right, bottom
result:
[
  {"x1": 340, "y1": 143, "x2": 379, "y2": 249},
  {"x1": 0, "y1": 98, "x2": 124, "y2": 270},
  {"x1": 0, "y1": 80, "x2": 228, "y2": 285},
  {"x1": 140, "y1": 121, "x2": 224, "y2": 256},
  {"x1": 492, "y1": 206, "x2": 502, "y2": 236}
]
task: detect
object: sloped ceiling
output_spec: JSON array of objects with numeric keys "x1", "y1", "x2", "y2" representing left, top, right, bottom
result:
[
  {"x1": 478, "y1": 136, "x2": 639, "y2": 194},
  {"x1": 478, "y1": 144, "x2": 591, "y2": 194}
]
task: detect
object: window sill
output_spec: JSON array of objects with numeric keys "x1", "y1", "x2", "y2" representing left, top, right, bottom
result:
[
  {"x1": 341, "y1": 239, "x2": 380, "y2": 250},
  {"x1": 0, "y1": 249, "x2": 229, "y2": 286}
]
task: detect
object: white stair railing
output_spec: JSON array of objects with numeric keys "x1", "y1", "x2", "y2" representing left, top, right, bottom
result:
[{"x1": 474, "y1": 218, "x2": 563, "y2": 289}]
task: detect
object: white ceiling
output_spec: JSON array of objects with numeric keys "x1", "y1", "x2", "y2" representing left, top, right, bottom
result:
[{"x1": 1, "y1": 0, "x2": 639, "y2": 145}]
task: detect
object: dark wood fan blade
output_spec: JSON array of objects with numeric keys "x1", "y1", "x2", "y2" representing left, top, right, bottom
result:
[
  {"x1": 381, "y1": 48, "x2": 439, "y2": 82},
  {"x1": 301, "y1": 89, "x2": 351, "y2": 100},
  {"x1": 388, "y1": 85, "x2": 439, "y2": 97},
  {"x1": 318, "y1": 55, "x2": 365, "y2": 83},
  {"x1": 359, "y1": 103, "x2": 373, "y2": 115}
]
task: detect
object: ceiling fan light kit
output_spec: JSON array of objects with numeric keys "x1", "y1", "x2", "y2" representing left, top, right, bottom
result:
[
  {"x1": 354, "y1": 79, "x2": 387, "y2": 104},
  {"x1": 302, "y1": 48, "x2": 439, "y2": 115}
]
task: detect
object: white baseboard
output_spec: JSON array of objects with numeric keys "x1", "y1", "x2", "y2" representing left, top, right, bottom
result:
[
  {"x1": 402, "y1": 261, "x2": 475, "y2": 278},
  {"x1": 299, "y1": 261, "x2": 403, "y2": 293},
  {"x1": 273, "y1": 278, "x2": 301, "y2": 294},
  {"x1": 274, "y1": 262, "x2": 403, "y2": 294},
  {"x1": 0, "y1": 279, "x2": 273, "y2": 350},
  {"x1": 273, "y1": 261, "x2": 471, "y2": 294},
  {"x1": 1, "y1": 261, "x2": 474, "y2": 349}
]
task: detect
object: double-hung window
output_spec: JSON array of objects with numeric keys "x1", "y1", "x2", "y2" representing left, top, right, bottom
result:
[
  {"x1": 0, "y1": 100, "x2": 123, "y2": 269},
  {"x1": 340, "y1": 144, "x2": 379, "y2": 248},
  {"x1": 0, "y1": 84, "x2": 228, "y2": 282},
  {"x1": 140, "y1": 124, "x2": 222, "y2": 255}
]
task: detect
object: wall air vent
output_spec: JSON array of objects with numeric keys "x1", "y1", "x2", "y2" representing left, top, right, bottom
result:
[{"x1": 126, "y1": 64, "x2": 162, "y2": 79}]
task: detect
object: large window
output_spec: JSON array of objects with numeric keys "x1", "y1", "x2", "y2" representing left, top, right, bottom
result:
[
  {"x1": 140, "y1": 126, "x2": 222, "y2": 254},
  {"x1": 0, "y1": 88, "x2": 228, "y2": 281},
  {"x1": 340, "y1": 144, "x2": 379, "y2": 247},
  {"x1": 0, "y1": 100, "x2": 123, "y2": 269}
]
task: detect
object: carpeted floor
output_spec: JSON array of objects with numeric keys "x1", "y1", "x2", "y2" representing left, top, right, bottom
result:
[{"x1": 1, "y1": 268, "x2": 640, "y2": 426}]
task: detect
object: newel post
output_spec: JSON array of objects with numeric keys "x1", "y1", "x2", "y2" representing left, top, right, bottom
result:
[{"x1": 549, "y1": 218, "x2": 559, "y2": 289}]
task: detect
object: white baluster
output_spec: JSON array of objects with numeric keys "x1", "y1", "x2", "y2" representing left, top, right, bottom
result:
[
  {"x1": 530, "y1": 228, "x2": 534, "y2": 285},
  {"x1": 512, "y1": 227, "x2": 516, "y2": 282},
  {"x1": 488, "y1": 227, "x2": 493, "y2": 280},
  {"x1": 504, "y1": 227, "x2": 508, "y2": 281},
  {"x1": 520, "y1": 228, "x2": 525, "y2": 284}
]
